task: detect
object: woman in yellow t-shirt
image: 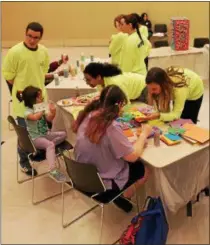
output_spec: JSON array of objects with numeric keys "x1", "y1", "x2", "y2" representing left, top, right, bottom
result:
[
  {"x1": 119, "y1": 14, "x2": 152, "y2": 75},
  {"x1": 109, "y1": 14, "x2": 128, "y2": 66},
  {"x1": 83, "y1": 62, "x2": 147, "y2": 103},
  {"x1": 139, "y1": 66, "x2": 204, "y2": 123}
]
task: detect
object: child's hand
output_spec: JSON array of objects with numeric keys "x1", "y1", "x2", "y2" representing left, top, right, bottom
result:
[{"x1": 49, "y1": 102, "x2": 56, "y2": 114}]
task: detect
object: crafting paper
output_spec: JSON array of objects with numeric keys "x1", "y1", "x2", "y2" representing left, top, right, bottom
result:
[
  {"x1": 123, "y1": 129, "x2": 134, "y2": 137},
  {"x1": 33, "y1": 102, "x2": 48, "y2": 113},
  {"x1": 169, "y1": 119, "x2": 193, "y2": 128},
  {"x1": 164, "y1": 133, "x2": 182, "y2": 141},
  {"x1": 183, "y1": 125, "x2": 209, "y2": 144},
  {"x1": 160, "y1": 135, "x2": 181, "y2": 146},
  {"x1": 138, "y1": 106, "x2": 155, "y2": 115},
  {"x1": 168, "y1": 127, "x2": 186, "y2": 135}
]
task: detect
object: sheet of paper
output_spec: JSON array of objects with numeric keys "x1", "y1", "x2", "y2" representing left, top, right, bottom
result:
[
  {"x1": 33, "y1": 102, "x2": 48, "y2": 113},
  {"x1": 183, "y1": 126, "x2": 209, "y2": 144}
]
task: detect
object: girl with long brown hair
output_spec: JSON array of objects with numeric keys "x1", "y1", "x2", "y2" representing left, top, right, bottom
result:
[
  {"x1": 73, "y1": 85, "x2": 152, "y2": 212},
  {"x1": 140, "y1": 66, "x2": 204, "y2": 123}
]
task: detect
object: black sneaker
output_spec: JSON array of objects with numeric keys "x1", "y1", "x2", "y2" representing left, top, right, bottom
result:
[
  {"x1": 21, "y1": 166, "x2": 38, "y2": 176},
  {"x1": 114, "y1": 196, "x2": 133, "y2": 213}
]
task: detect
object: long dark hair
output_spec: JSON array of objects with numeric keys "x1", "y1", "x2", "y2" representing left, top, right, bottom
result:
[
  {"x1": 83, "y1": 62, "x2": 122, "y2": 78},
  {"x1": 72, "y1": 85, "x2": 128, "y2": 144},
  {"x1": 16, "y1": 86, "x2": 41, "y2": 109},
  {"x1": 124, "y1": 13, "x2": 144, "y2": 48},
  {"x1": 146, "y1": 67, "x2": 188, "y2": 112}
]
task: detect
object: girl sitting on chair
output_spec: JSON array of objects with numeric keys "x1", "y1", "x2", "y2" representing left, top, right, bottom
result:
[
  {"x1": 73, "y1": 85, "x2": 152, "y2": 212},
  {"x1": 17, "y1": 86, "x2": 67, "y2": 181}
]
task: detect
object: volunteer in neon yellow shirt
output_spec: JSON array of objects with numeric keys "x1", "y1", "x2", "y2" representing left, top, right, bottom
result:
[
  {"x1": 2, "y1": 22, "x2": 50, "y2": 176},
  {"x1": 83, "y1": 62, "x2": 146, "y2": 103},
  {"x1": 140, "y1": 66, "x2": 204, "y2": 123},
  {"x1": 109, "y1": 32, "x2": 128, "y2": 66},
  {"x1": 139, "y1": 25, "x2": 149, "y2": 39},
  {"x1": 119, "y1": 14, "x2": 152, "y2": 75},
  {"x1": 109, "y1": 14, "x2": 128, "y2": 66}
]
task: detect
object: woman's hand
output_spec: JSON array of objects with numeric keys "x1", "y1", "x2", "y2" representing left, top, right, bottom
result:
[
  {"x1": 138, "y1": 112, "x2": 160, "y2": 122},
  {"x1": 141, "y1": 124, "x2": 153, "y2": 138}
]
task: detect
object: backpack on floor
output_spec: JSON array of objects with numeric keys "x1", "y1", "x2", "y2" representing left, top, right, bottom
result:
[{"x1": 119, "y1": 196, "x2": 169, "y2": 245}]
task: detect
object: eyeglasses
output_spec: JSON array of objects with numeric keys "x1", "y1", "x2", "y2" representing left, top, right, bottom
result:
[{"x1": 26, "y1": 34, "x2": 40, "y2": 40}]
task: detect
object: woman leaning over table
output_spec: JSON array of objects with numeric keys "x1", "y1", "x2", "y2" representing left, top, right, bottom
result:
[
  {"x1": 72, "y1": 85, "x2": 152, "y2": 213},
  {"x1": 140, "y1": 66, "x2": 204, "y2": 124},
  {"x1": 83, "y1": 62, "x2": 147, "y2": 103}
]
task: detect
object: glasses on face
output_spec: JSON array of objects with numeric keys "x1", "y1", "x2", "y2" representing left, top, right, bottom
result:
[{"x1": 26, "y1": 34, "x2": 40, "y2": 40}]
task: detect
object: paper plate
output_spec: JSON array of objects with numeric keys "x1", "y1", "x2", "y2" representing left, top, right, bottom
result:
[{"x1": 57, "y1": 99, "x2": 73, "y2": 107}]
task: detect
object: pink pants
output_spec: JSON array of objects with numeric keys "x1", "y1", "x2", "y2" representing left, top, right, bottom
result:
[{"x1": 33, "y1": 131, "x2": 66, "y2": 170}]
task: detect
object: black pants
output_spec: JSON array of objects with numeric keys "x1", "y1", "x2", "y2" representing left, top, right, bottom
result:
[
  {"x1": 86, "y1": 161, "x2": 145, "y2": 203},
  {"x1": 181, "y1": 95, "x2": 203, "y2": 124}
]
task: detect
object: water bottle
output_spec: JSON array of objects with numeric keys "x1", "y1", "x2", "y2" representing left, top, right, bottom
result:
[
  {"x1": 54, "y1": 74, "x2": 60, "y2": 86},
  {"x1": 90, "y1": 53, "x2": 94, "y2": 62},
  {"x1": 80, "y1": 52, "x2": 85, "y2": 62},
  {"x1": 76, "y1": 59, "x2": 80, "y2": 68}
]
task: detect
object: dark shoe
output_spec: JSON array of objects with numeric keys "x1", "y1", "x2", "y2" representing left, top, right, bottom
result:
[
  {"x1": 21, "y1": 166, "x2": 38, "y2": 176},
  {"x1": 203, "y1": 187, "x2": 210, "y2": 196},
  {"x1": 114, "y1": 196, "x2": 133, "y2": 213}
]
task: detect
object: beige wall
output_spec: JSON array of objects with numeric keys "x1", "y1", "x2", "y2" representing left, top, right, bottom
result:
[{"x1": 2, "y1": 2, "x2": 209, "y2": 47}]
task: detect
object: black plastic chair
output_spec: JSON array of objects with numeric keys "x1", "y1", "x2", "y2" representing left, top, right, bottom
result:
[
  {"x1": 7, "y1": 115, "x2": 73, "y2": 204},
  {"x1": 61, "y1": 153, "x2": 142, "y2": 244},
  {"x1": 154, "y1": 40, "x2": 169, "y2": 48},
  {"x1": 193, "y1": 38, "x2": 209, "y2": 48},
  {"x1": 154, "y1": 24, "x2": 167, "y2": 33}
]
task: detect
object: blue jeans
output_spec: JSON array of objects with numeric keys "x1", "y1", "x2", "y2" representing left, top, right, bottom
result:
[{"x1": 17, "y1": 117, "x2": 31, "y2": 169}]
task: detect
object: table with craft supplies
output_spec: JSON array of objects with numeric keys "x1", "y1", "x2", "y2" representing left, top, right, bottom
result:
[
  {"x1": 52, "y1": 93, "x2": 209, "y2": 215},
  {"x1": 148, "y1": 47, "x2": 206, "y2": 80},
  {"x1": 46, "y1": 76, "x2": 96, "y2": 102},
  {"x1": 45, "y1": 57, "x2": 109, "y2": 102}
]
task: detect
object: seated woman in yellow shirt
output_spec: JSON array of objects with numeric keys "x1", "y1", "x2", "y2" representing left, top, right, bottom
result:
[
  {"x1": 83, "y1": 62, "x2": 146, "y2": 103},
  {"x1": 141, "y1": 66, "x2": 204, "y2": 124},
  {"x1": 109, "y1": 14, "x2": 128, "y2": 66},
  {"x1": 119, "y1": 14, "x2": 152, "y2": 75}
]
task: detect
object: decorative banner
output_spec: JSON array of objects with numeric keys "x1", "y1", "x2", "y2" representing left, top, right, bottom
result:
[{"x1": 170, "y1": 17, "x2": 190, "y2": 51}]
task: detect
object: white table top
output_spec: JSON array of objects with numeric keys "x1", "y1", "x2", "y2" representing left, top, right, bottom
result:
[
  {"x1": 58, "y1": 101, "x2": 209, "y2": 169},
  {"x1": 149, "y1": 47, "x2": 203, "y2": 58},
  {"x1": 141, "y1": 135, "x2": 209, "y2": 168},
  {"x1": 46, "y1": 76, "x2": 92, "y2": 90}
]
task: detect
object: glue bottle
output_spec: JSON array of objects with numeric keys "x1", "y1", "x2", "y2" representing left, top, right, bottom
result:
[
  {"x1": 154, "y1": 130, "x2": 160, "y2": 147},
  {"x1": 54, "y1": 74, "x2": 60, "y2": 86}
]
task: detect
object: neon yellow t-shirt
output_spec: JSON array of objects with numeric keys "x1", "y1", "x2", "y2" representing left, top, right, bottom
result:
[
  {"x1": 139, "y1": 25, "x2": 149, "y2": 39},
  {"x1": 2, "y1": 42, "x2": 50, "y2": 118},
  {"x1": 109, "y1": 32, "x2": 128, "y2": 66},
  {"x1": 119, "y1": 32, "x2": 152, "y2": 75},
  {"x1": 160, "y1": 68, "x2": 204, "y2": 121},
  {"x1": 103, "y1": 73, "x2": 146, "y2": 102}
]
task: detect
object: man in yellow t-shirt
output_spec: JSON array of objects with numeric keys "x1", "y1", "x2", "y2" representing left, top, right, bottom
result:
[{"x1": 2, "y1": 22, "x2": 50, "y2": 176}]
